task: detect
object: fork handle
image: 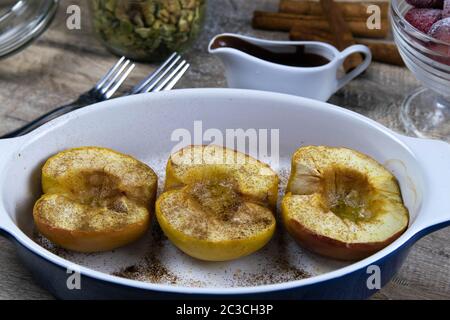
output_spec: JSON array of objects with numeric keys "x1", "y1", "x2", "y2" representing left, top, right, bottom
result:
[{"x1": 1, "y1": 93, "x2": 98, "y2": 139}]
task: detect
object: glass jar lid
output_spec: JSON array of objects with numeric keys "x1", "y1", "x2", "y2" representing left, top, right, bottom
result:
[{"x1": 0, "y1": 0, "x2": 59, "y2": 58}]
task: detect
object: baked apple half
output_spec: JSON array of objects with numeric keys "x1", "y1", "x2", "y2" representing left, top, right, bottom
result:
[
  {"x1": 282, "y1": 146, "x2": 409, "y2": 261},
  {"x1": 33, "y1": 147, "x2": 157, "y2": 252},
  {"x1": 156, "y1": 145, "x2": 278, "y2": 261}
]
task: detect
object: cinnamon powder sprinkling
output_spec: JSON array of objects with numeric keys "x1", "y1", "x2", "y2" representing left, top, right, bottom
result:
[{"x1": 113, "y1": 255, "x2": 178, "y2": 284}]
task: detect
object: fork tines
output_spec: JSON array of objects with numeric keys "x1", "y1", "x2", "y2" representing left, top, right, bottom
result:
[
  {"x1": 131, "y1": 53, "x2": 190, "y2": 94},
  {"x1": 95, "y1": 57, "x2": 136, "y2": 100}
]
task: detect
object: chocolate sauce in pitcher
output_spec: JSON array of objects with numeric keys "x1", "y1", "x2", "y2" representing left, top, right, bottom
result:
[{"x1": 210, "y1": 35, "x2": 330, "y2": 67}]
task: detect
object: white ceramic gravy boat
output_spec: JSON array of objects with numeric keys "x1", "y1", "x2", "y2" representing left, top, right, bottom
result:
[{"x1": 209, "y1": 33, "x2": 372, "y2": 101}]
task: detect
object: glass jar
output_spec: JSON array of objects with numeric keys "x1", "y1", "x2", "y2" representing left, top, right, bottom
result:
[{"x1": 91, "y1": 0, "x2": 206, "y2": 62}]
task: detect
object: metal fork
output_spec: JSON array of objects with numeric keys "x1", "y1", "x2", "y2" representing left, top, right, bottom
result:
[
  {"x1": 1, "y1": 53, "x2": 189, "y2": 139},
  {"x1": 130, "y1": 52, "x2": 190, "y2": 94}
]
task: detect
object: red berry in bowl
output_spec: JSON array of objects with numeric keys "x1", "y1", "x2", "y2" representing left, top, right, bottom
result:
[
  {"x1": 427, "y1": 18, "x2": 450, "y2": 62},
  {"x1": 405, "y1": 0, "x2": 443, "y2": 8},
  {"x1": 405, "y1": 8, "x2": 443, "y2": 33},
  {"x1": 444, "y1": 0, "x2": 450, "y2": 17},
  {"x1": 428, "y1": 17, "x2": 450, "y2": 42}
]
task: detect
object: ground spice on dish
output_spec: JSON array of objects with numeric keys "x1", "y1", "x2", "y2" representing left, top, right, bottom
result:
[
  {"x1": 113, "y1": 255, "x2": 179, "y2": 285},
  {"x1": 231, "y1": 231, "x2": 311, "y2": 286},
  {"x1": 113, "y1": 223, "x2": 178, "y2": 284},
  {"x1": 34, "y1": 231, "x2": 75, "y2": 259},
  {"x1": 232, "y1": 262, "x2": 310, "y2": 286},
  {"x1": 34, "y1": 221, "x2": 312, "y2": 287}
]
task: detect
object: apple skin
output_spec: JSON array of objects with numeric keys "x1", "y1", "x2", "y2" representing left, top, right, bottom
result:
[
  {"x1": 34, "y1": 212, "x2": 150, "y2": 253},
  {"x1": 284, "y1": 217, "x2": 407, "y2": 261}
]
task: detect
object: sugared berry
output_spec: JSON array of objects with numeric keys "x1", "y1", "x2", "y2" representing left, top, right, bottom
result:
[
  {"x1": 428, "y1": 17, "x2": 450, "y2": 42},
  {"x1": 444, "y1": 0, "x2": 450, "y2": 17},
  {"x1": 405, "y1": 0, "x2": 443, "y2": 8},
  {"x1": 405, "y1": 8, "x2": 443, "y2": 33},
  {"x1": 427, "y1": 18, "x2": 450, "y2": 61}
]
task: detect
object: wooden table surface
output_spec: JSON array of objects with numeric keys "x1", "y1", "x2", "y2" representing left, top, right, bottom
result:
[{"x1": 0, "y1": 0, "x2": 449, "y2": 300}]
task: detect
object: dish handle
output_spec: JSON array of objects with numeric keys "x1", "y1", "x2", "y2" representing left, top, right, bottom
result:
[
  {"x1": 400, "y1": 135, "x2": 450, "y2": 231},
  {"x1": 0, "y1": 137, "x2": 21, "y2": 237},
  {"x1": 335, "y1": 45, "x2": 372, "y2": 91}
]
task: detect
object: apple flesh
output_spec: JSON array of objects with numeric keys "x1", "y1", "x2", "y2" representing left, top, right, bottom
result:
[
  {"x1": 156, "y1": 145, "x2": 278, "y2": 261},
  {"x1": 33, "y1": 147, "x2": 157, "y2": 252},
  {"x1": 282, "y1": 146, "x2": 409, "y2": 261}
]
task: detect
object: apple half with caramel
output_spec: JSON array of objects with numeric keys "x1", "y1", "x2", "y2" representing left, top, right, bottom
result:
[
  {"x1": 33, "y1": 147, "x2": 157, "y2": 252},
  {"x1": 282, "y1": 146, "x2": 409, "y2": 261},
  {"x1": 156, "y1": 145, "x2": 278, "y2": 261}
]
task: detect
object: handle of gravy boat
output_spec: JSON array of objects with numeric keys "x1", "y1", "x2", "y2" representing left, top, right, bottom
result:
[
  {"x1": 399, "y1": 135, "x2": 450, "y2": 235},
  {"x1": 335, "y1": 45, "x2": 372, "y2": 91},
  {"x1": 0, "y1": 137, "x2": 22, "y2": 238}
]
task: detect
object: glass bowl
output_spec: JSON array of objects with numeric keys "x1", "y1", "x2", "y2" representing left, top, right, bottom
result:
[
  {"x1": 390, "y1": 0, "x2": 450, "y2": 140},
  {"x1": 0, "y1": 0, "x2": 58, "y2": 58}
]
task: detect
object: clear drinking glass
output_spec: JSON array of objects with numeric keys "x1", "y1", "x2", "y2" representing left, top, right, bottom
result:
[{"x1": 391, "y1": 0, "x2": 450, "y2": 140}]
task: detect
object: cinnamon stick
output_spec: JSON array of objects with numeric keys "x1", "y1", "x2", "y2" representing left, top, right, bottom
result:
[
  {"x1": 319, "y1": 0, "x2": 362, "y2": 72},
  {"x1": 290, "y1": 26, "x2": 405, "y2": 66},
  {"x1": 291, "y1": 26, "x2": 336, "y2": 42},
  {"x1": 252, "y1": 11, "x2": 389, "y2": 38},
  {"x1": 359, "y1": 41, "x2": 404, "y2": 66},
  {"x1": 279, "y1": 0, "x2": 389, "y2": 20}
]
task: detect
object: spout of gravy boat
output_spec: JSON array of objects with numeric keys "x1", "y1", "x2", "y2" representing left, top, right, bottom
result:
[{"x1": 208, "y1": 33, "x2": 372, "y2": 101}]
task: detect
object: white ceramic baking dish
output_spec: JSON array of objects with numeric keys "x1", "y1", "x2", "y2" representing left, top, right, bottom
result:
[{"x1": 0, "y1": 89, "x2": 448, "y2": 299}]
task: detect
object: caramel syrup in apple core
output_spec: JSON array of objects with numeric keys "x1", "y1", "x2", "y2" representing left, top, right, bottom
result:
[{"x1": 211, "y1": 36, "x2": 330, "y2": 67}]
